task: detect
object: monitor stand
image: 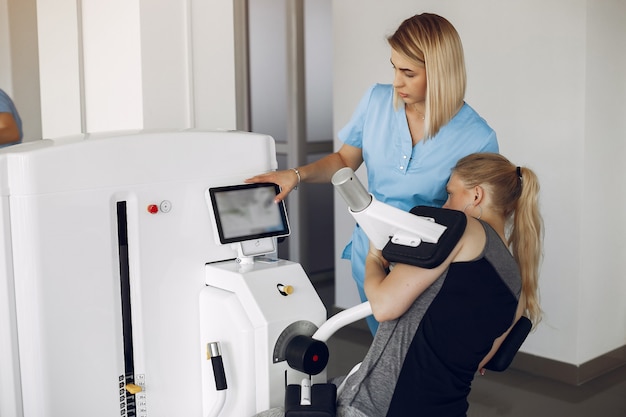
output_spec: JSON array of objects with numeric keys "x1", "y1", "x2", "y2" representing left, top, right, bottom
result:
[{"x1": 234, "y1": 237, "x2": 277, "y2": 264}]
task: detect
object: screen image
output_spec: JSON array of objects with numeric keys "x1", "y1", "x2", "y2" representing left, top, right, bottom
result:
[{"x1": 209, "y1": 183, "x2": 290, "y2": 244}]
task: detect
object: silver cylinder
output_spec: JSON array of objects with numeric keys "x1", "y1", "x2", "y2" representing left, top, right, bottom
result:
[
  {"x1": 208, "y1": 341, "x2": 222, "y2": 358},
  {"x1": 331, "y1": 167, "x2": 371, "y2": 213}
]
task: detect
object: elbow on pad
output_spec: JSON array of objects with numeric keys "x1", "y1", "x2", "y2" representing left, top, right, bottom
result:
[{"x1": 381, "y1": 206, "x2": 467, "y2": 269}]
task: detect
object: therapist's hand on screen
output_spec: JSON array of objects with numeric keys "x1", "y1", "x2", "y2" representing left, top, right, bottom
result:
[{"x1": 245, "y1": 169, "x2": 298, "y2": 203}]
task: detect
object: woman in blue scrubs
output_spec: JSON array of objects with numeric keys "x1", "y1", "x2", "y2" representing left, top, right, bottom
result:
[{"x1": 247, "y1": 13, "x2": 498, "y2": 333}]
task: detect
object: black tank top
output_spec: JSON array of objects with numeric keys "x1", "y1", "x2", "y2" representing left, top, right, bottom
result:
[{"x1": 337, "y1": 219, "x2": 521, "y2": 417}]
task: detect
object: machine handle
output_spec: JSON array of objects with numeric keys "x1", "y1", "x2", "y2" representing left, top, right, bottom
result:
[
  {"x1": 207, "y1": 342, "x2": 228, "y2": 391},
  {"x1": 313, "y1": 302, "x2": 373, "y2": 342}
]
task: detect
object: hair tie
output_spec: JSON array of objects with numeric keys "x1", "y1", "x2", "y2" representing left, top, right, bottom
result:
[{"x1": 516, "y1": 166, "x2": 523, "y2": 186}]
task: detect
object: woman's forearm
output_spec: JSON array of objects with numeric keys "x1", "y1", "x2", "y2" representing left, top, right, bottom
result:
[{"x1": 298, "y1": 144, "x2": 363, "y2": 184}]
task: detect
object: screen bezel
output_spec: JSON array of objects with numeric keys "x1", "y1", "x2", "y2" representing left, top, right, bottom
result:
[{"x1": 208, "y1": 182, "x2": 290, "y2": 245}]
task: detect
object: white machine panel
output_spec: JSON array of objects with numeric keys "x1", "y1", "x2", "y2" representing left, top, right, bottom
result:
[
  {"x1": 0, "y1": 130, "x2": 327, "y2": 417},
  {"x1": 202, "y1": 260, "x2": 327, "y2": 415}
]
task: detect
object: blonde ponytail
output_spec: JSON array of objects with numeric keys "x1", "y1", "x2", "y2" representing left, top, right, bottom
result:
[
  {"x1": 452, "y1": 153, "x2": 544, "y2": 328},
  {"x1": 509, "y1": 166, "x2": 543, "y2": 327}
]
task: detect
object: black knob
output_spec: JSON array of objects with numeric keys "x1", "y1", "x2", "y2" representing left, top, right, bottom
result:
[{"x1": 285, "y1": 335, "x2": 329, "y2": 375}]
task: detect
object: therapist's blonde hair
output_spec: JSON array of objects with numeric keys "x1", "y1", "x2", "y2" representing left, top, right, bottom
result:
[{"x1": 388, "y1": 13, "x2": 466, "y2": 139}]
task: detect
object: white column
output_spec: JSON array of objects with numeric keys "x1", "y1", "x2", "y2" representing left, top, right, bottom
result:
[{"x1": 36, "y1": 0, "x2": 82, "y2": 137}]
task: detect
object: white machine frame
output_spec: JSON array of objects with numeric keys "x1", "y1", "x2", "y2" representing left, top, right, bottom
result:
[{"x1": 0, "y1": 130, "x2": 329, "y2": 417}]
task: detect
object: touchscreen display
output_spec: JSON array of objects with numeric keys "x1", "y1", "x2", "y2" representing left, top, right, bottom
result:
[{"x1": 208, "y1": 183, "x2": 290, "y2": 244}]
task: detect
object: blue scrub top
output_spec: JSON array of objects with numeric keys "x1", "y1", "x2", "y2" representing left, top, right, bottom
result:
[
  {"x1": 0, "y1": 89, "x2": 23, "y2": 147},
  {"x1": 338, "y1": 83, "x2": 498, "y2": 297}
]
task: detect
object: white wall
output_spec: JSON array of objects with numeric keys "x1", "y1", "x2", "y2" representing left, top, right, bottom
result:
[
  {"x1": 32, "y1": 0, "x2": 237, "y2": 139},
  {"x1": 580, "y1": 1, "x2": 626, "y2": 362},
  {"x1": 333, "y1": 0, "x2": 626, "y2": 366}
]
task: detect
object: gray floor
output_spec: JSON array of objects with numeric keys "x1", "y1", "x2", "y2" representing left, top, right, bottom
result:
[{"x1": 316, "y1": 279, "x2": 626, "y2": 417}]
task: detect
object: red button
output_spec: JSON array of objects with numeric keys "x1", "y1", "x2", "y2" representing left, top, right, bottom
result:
[{"x1": 147, "y1": 204, "x2": 159, "y2": 214}]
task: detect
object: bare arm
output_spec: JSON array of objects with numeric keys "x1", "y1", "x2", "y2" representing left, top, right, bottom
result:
[
  {"x1": 364, "y1": 217, "x2": 485, "y2": 322},
  {"x1": 245, "y1": 143, "x2": 363, "y2": 202},
  {"x1": 0, "y1": 113, "x2": 20, "y2": 145},
  {"x1": 364, "y1": 242, "x2": 463, "y2": 322}
]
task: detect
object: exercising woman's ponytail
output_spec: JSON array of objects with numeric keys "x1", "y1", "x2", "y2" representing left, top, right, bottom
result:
[
  {"x1": 509, "y1": 166, "x2": 543, "y2": 327},
  {"x1": 452, "y1": 153, "x2": 544, "y2": 327}
]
